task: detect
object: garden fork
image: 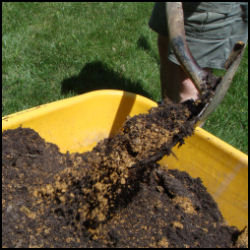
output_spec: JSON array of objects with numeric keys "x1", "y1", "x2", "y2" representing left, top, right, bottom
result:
[{"x1": 166, "y1": 2, "x2": 246, "y2": 123}]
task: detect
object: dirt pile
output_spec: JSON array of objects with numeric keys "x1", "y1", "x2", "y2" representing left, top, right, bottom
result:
[
  {"x1": 2, "y1": 98, "x2": 247, "y2": 248},
  {"x1": 2, "y1": 81, "x2": 247, "y2": 247}
]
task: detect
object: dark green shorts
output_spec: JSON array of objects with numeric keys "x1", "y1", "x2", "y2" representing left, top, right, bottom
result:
[{"x1": 149, "y1": 2, "x2": 248, "y2": 69}]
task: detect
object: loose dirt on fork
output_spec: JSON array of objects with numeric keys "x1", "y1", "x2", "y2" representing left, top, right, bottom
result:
[{"x1": 2, "y1": 97, "x2": 247, "y2": 248}]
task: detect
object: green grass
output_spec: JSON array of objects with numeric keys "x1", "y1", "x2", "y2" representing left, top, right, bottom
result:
[
  {"x1": 2, "y1": 2, "x2": 248, "y2": 154},
  {"x1": 204, "y1": 48, "x2": 248, "y2": 154}
]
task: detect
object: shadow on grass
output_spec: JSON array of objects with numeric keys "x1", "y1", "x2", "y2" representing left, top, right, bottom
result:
[
  {"x1": 61, "y1": 61, "x2": 152, "y2": 98},
  {"x1": 137, "y1": 35, "x2": 160, "y2": 66}
]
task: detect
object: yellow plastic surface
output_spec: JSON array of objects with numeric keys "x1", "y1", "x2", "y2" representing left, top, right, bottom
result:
[{"x1": 2, "y1": 89, "x2": 248, "y2": 229}]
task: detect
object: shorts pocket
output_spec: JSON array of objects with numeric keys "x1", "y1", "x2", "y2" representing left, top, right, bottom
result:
[{"x1": 185, "y1": 11, "x2": 232, "y2": 40}]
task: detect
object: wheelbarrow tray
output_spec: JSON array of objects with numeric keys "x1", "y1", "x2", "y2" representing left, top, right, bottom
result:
[{"x1": 2, "y1": 90, "x2": 248, "y2": 229}]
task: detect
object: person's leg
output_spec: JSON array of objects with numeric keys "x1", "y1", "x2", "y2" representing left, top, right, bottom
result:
[
  {"x1": 158, "y1": 34, "x2": 199, "y2": 103},
  {"x1": 179, "y1": 67, "x2": 212, "y2": 103}
]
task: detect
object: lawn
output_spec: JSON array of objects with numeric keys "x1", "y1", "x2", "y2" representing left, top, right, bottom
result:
[{"x1": 2, "y1": 2, "x2": 248, "y2": 153}]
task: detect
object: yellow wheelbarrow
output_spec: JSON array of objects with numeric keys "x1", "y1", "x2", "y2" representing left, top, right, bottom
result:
[{"x1": 2, "y1": 89, "x2": 248, "y2": 229}]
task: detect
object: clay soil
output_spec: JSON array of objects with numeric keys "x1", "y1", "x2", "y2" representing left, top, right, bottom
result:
[{"x1": 2, "y1": 97, "x2": 247, "y2": 248}]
